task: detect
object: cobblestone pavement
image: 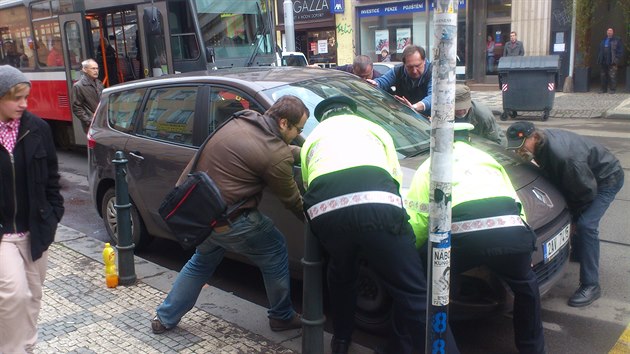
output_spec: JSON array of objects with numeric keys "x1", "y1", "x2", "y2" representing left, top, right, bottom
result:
[
  {"x1": 471, "y1": 90, "x2": 630, "y2": 120},
  {"x1": 35, "y1": 241, "x2": 298, "y2": 354}
]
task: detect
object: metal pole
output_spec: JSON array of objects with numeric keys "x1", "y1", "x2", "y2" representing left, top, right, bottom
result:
[
  {"x1": 283, "y1": 0, "x2": 295, "y2": 52},
  {"x1": 301, "y1": 224, "x2": 325, "y2": 354},
  {"x1": 113, "y1": 151, "x2": 137, "y2": 286},
  {"x1": 426, "y1": 1, "x2": 457, "y2": 353},
  {"x1": 565, "y1": 0, "x2": 577, "y2": 92}
]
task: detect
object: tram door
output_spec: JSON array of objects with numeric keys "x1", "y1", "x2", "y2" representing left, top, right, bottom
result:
[
  {"x1": 137, "y1": 2, "x2": 173, "y2": 78},
  {"x1": 59, "y1": 13, "x2": 88, "y2": 146}
]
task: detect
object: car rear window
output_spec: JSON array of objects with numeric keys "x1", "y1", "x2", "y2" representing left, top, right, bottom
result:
[
  {"x1": 107, "y1": 88, "x2": 146, "y2": 133},
  {"x1": 137, "y1": 86, "x2": 199, "y2": 146}
]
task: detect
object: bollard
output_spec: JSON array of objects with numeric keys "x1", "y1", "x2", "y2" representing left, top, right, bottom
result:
[
  {"x1": 301, "y1": 224, "x2": 325, "y2": 354},
  {"x1": 113, "y1": 151, "x2": 137, "y2": 285}
]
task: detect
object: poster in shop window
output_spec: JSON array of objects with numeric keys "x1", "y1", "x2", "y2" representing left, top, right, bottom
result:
[
  {"x1": 375, "y1": 30, "x2": 390, "y2": 54},
  {"x1": 396, "y1": 28, "x2": 411, "y2": 52}
]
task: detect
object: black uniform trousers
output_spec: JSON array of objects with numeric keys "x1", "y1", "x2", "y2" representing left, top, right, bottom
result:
[
  {"x1": 446, "y1": 197, "x2": 544, "y2": 354},
  {"x1": 304, "y1": 167, "x2": 460, "y2": 354}
]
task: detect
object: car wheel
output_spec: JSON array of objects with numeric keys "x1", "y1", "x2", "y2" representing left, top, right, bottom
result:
[
  {"x1": 510, "y1": 110, "x2": 518, "y2": 118},
  {"x1": 354, "y1": 262, "x2": 392, "y2": 333},
  {"x1": 500, "y1": 111, "x2": 508, "y2": 121},
  {"x1": 101, "y1": 187, "x2": 151, "y2": 249}
]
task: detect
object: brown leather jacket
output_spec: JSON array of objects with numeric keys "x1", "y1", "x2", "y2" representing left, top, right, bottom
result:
[
  {"x1": 179, "y1": 110, "x2": 304, "y2": 220},
  {"x1": 71, "y1": 72, "x2": 103, "y2": 132}
]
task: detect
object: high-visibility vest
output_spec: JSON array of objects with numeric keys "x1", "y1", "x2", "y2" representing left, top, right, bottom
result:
[
  {"x1": 405, "y1": 141, "x2": 525, "y2": 247},
  {"x1": 301, "y1": 114, "x2": 402, "y2": 189}
]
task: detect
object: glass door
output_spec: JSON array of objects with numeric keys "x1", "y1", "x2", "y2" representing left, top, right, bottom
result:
[{"x1": 485, "y1": 23, "x2": 510, "y2": 75}]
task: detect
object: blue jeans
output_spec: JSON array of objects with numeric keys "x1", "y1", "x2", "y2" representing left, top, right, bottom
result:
[
  {"x1": 575, "y1": 171, "x2": 624, "y2": 286},
  {"x1": 156, "y1": 210, "x2": 295, "y2": 328}
]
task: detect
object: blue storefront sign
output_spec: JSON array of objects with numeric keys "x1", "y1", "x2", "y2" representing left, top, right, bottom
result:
[
  {"x1": 358, "y1": 1, "x2": 426, "y2": 18},
  {"x1": 331, "y1": 0, "x2": 344, "y2": 14},
  {"x1": 358, "y1": 0, "x2": 466, "y2": 18}
]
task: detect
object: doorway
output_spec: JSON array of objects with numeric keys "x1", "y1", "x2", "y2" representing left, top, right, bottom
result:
[{"x1": 485, "y1": 23, "x2": 511, "y2": 75}]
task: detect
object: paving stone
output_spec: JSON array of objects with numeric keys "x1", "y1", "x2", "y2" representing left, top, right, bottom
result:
[{"x1": 33, "y1": 243, "x2": 298, "y2": 354}]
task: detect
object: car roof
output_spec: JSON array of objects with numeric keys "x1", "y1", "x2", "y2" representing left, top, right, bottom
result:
[
  {"x1": 102, "y1": 66, "x2": 349, "y2": 94},
  {"x1": 374, "y1": 61, "x2": 403, "y2": 67}
]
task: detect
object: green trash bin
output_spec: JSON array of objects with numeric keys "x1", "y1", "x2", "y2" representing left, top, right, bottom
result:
[{"x1": 498, "y1": 55, "x2": 560, "y2": 121}]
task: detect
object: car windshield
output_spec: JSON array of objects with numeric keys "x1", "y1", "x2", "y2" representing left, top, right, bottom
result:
[{"x1": 263, "y1": 76, "x2": 431, "y2": 158}]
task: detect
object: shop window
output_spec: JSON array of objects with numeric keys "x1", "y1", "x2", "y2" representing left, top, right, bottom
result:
[
  {"x1": 308, "y1": 30, "x2": 337, "y2": 66},
  {"x1": 487, "y1": 0, "x2": 512, "y2": 18}
]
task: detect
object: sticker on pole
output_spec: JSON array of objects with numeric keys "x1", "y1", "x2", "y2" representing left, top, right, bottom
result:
[{"x1": 431, "y1": 247, "x2": 451, "y2": 306}]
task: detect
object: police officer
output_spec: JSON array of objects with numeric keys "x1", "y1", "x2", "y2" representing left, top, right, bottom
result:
[
  {"x1": 301, "y1": 96, "x2": 459, "y2": 354},
  {"x1": 405, "y1": 123, "x2": 545, "y2": 354}
]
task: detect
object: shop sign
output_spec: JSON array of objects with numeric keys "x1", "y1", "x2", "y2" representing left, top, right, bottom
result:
[
  {"x1": 331, "y1": 0, "x2": 344, "y2": 14},
  {"x1": 358, "y1": 1, "x2": 426, "y2": 18},
  {"x1": 278, "y1": 0, "x2": 335, "y2": 22}
]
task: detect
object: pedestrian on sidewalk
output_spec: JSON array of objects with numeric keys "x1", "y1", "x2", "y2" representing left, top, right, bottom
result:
[
  {"x1": 597, "y1": 28, "x2": 623, "y2": 94},
  {"x1": 506, "y1": 121, "x2": 624, "y2": 307},
  {"x1": 300, "y1": 96, "x2": 459, "y2": 354},
  {"x1": 486, "y1": 35, "x2": 496, "y2": 73},
  {"x1": 0, "y1": 65, "x2": 64, "y2": 353},
  {"x1": 406, "y1": 123, "x2": 545, "y2": 354},
  {"x1": 152, "y1": 95, "x2": 308, "y2": 335},
  {"x1": 71, "y1": 59, "x2": 103, "y2": 134},
  {"x1": 503, "y1": 31, "x2": 525, "y2": 57}
]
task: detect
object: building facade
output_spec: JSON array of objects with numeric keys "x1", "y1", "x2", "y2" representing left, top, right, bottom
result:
[{"x1": 276, "y1": 0, "x2": 628, "y2": 88}]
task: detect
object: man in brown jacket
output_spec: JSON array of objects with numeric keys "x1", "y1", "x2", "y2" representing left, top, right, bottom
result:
[
  {"x1": 71, "y1": 59, "x2": 103, "y2": 133},
  {"x1": 152, "y1": 95, "x2": 309, "y2": 334}
]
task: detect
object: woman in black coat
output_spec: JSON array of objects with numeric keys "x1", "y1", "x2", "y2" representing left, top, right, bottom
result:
[{"x1": 0, "y1": 65, "x2": 64, "y2": 352}]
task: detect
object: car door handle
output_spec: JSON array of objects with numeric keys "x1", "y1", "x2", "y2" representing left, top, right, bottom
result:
[{"x1": 129, "y1": 151, "x2": 144, "y2": 160}]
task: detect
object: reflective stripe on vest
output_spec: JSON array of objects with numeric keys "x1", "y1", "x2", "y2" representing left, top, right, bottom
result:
[
  {"x1": 307, "y1": 191, "x2": 402, "y2": 220},
  {"x1": 451, "y1": 215, "x2": 524, "y2": 234}
]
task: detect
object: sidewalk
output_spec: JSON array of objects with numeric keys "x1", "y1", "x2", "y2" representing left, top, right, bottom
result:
[
  {"x1": 470, "y1": 89, "x2": 630, "y2": 120},
  {"x1": 35, "y1": 225, "x2": 368, "y2": 354}
]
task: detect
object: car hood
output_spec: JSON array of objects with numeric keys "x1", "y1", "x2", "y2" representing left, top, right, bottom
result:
[{"x1": 397, "y1": 141, "x2": 567, "y2": 231}]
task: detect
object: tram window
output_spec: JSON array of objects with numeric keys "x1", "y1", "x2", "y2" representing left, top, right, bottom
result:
[
  {"x1": 31, "y1": 21, "x2": 63, "y2": 68},
  {"x1": 64, "y1": 21, "x2": 83, "y2": 69},
  {"x1": 167, "y1": 0, "x2": 199, "y2": 60},
  {"x1": 0, "y1": 5, "x2": 33, "y2": 69},
  {"x1": 195, "y1": 0, "x2": 273, "y2": 60},
  {"x1": 30, "y1": 0, "x2": 65, "y2": 68}
]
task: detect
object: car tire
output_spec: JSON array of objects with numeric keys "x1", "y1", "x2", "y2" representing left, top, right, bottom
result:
[
  {"x1": 354, "y1": 262, "x2": 392, "y2": 333},
  {"x1": 101, "y1": 187, "x2": 151, "y2": 250}
]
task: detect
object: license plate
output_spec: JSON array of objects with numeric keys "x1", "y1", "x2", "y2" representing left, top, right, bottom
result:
[{"x1": 543, "y1": 224, "x2": 571, "y2": 262}]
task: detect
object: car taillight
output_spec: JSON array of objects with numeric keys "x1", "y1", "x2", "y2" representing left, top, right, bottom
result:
[{"x1": 87, "y1": 131, "x2": 96, "y2": 149}]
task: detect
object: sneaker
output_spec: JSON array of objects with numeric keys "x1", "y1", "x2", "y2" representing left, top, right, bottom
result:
[
  {"x1": 269, "y1": 313, "x2": 302, "y2": 332},
  {"x1": 568, "y1": 284, "x2": 601, "y2": 307},
  {"x1": 151, "y1": 315, "x2": 170, "y2": 334}
]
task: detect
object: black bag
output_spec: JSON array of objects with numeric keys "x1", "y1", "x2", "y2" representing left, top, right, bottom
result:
[{"x1": 158, "y1": 114, "x2": 245, "y2": 249}]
